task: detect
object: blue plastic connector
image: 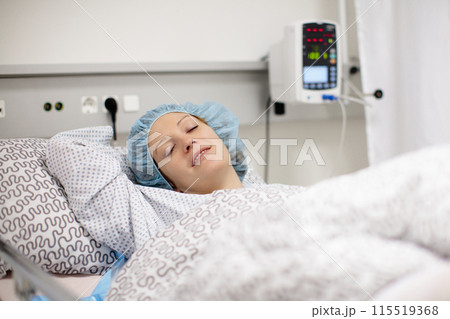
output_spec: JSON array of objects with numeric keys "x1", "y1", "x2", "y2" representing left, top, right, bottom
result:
[{"x1": 322, "y1": 94, "x2": 338, "y2": 101}]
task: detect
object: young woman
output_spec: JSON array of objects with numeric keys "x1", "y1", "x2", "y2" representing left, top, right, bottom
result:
[{"x1": 127, "y1": 101, "x2": 248, "y2": 194}]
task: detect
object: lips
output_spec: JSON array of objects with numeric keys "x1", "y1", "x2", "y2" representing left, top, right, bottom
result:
[{"x1": 192, "y1": 146, "x2": 211, "y2": 166}]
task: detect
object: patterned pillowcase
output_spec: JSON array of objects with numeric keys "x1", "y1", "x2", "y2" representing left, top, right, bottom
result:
[{"x1": 0, "y1": 138, "x2": 117, "y2": 279}]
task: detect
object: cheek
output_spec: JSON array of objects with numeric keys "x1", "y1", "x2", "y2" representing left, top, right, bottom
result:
[
  {"x1": 159, "y1": 156, "x2": 192, "y2": 183},
  {"x1": 160, "y1": 160, "x2": 180, "y2": 177}
]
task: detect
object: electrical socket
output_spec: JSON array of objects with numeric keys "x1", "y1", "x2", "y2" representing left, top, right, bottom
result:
[
  {"x1": 0, "y1": 100, "x2": 5, "y2": 118},
  {"x1": 102, "y1": 95, "x2": 119, "y2": 113},
  {"x1": 81, "y1": 96, "x2": 98, "y2": 114}
]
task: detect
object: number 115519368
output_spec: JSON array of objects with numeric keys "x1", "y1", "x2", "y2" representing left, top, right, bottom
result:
[{"x1": 372, "y1": 305, "x2": 439, "y2": 316}]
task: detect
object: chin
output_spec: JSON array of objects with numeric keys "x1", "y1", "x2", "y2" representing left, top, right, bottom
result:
[{"x1": 199, "y1": 158, "x2": 229, "y2": 174}]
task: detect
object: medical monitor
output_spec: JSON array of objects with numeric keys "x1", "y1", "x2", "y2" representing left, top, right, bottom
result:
[{"x1": 269, "y1": 21, "x2": 341, "y2": 104}]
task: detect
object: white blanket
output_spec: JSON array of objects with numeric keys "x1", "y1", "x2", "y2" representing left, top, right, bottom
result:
[{"x1": 106, "y1": 143, "x2": 450, "y2": 300}]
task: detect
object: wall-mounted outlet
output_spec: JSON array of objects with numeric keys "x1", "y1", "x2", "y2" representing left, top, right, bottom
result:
[
  {"x1": 102, "y1": 95, "x2": 119, "y2": 113},
  {"x1": 0, "y1": 100, "x2": 5, "y2": 118},
  {"x1": 81, "y1": 96, "x2": 98, "y2": 114}
]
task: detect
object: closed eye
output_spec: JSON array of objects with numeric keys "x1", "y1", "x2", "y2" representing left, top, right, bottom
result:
[
  {"x1": 188, "y1": 125, "x2": 198, "y2": 132},
  {"x1": 165, "y1": 145, "x2": 174, "y2": 158}
]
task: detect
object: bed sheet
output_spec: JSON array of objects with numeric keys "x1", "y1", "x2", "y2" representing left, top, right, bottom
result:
[
  {"x1": 374, "y1": 263, "x2": 450, "y2": 300},
  {"x1": 106, "y1": 143, "x2": 450, "y2": 300}
]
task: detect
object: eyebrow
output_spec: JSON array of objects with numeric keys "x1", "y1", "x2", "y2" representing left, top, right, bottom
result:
[{"x1": 177, "y1": 114, "x2": 191, "y2": 126}]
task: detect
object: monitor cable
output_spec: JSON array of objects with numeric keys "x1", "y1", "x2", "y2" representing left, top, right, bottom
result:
[{"x1": 264, "y1": 96, "x2": 271, "y2": 183}]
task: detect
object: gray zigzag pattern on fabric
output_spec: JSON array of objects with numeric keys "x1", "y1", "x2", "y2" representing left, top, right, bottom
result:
[{"x1": 0, "y1": 138, "x2": 116, "y2": 278}]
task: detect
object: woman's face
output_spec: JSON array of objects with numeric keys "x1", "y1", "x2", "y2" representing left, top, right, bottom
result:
[{"x1": 148, "y1": 112, "x2": 234, "y2": 194}]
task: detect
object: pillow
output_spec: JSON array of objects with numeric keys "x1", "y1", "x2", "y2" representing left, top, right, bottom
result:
[{"x1": 0, "y1": 137, "x2": 117, "y2": 279}]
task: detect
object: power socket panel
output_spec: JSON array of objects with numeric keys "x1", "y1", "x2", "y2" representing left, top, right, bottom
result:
[{"x1": 81, "y1": 96, "x2": 98, "y2": 114}]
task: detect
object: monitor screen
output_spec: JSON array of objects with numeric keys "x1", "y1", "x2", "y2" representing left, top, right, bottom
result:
[{"x1": 303, "y1": 66, "x2": 328, "y2": 84}]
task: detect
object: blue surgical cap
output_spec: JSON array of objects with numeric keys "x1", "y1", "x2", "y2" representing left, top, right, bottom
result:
[{"x1": 127, "y1": 101, "x2": 248, "y2": 190}]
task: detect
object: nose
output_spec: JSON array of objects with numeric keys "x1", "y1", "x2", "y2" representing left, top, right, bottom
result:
[{"x1": 183, "y1": 137, "x2": 195, "y2": 153}]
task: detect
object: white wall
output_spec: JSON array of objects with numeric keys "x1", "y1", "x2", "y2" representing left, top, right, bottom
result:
[{"x1": 0, "y1": 0, "x2": 340, "y2": 64}]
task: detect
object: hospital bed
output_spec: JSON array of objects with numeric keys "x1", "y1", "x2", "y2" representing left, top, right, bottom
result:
[
  {"x1": 0, "y1": 238, "x2": 100, "y2": 301},
  {"x1": 2, "y1": 127, "x2": 450, "y2": 301}
]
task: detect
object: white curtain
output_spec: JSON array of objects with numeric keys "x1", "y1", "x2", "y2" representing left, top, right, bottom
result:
[{"x1": 354, "y1": 0, "x2": 450, "y2": 164}]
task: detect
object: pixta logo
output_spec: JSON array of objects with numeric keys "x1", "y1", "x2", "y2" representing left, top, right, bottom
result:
[{"x1": 242, "y1": 138, "x2": 325, "y2": 166}]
